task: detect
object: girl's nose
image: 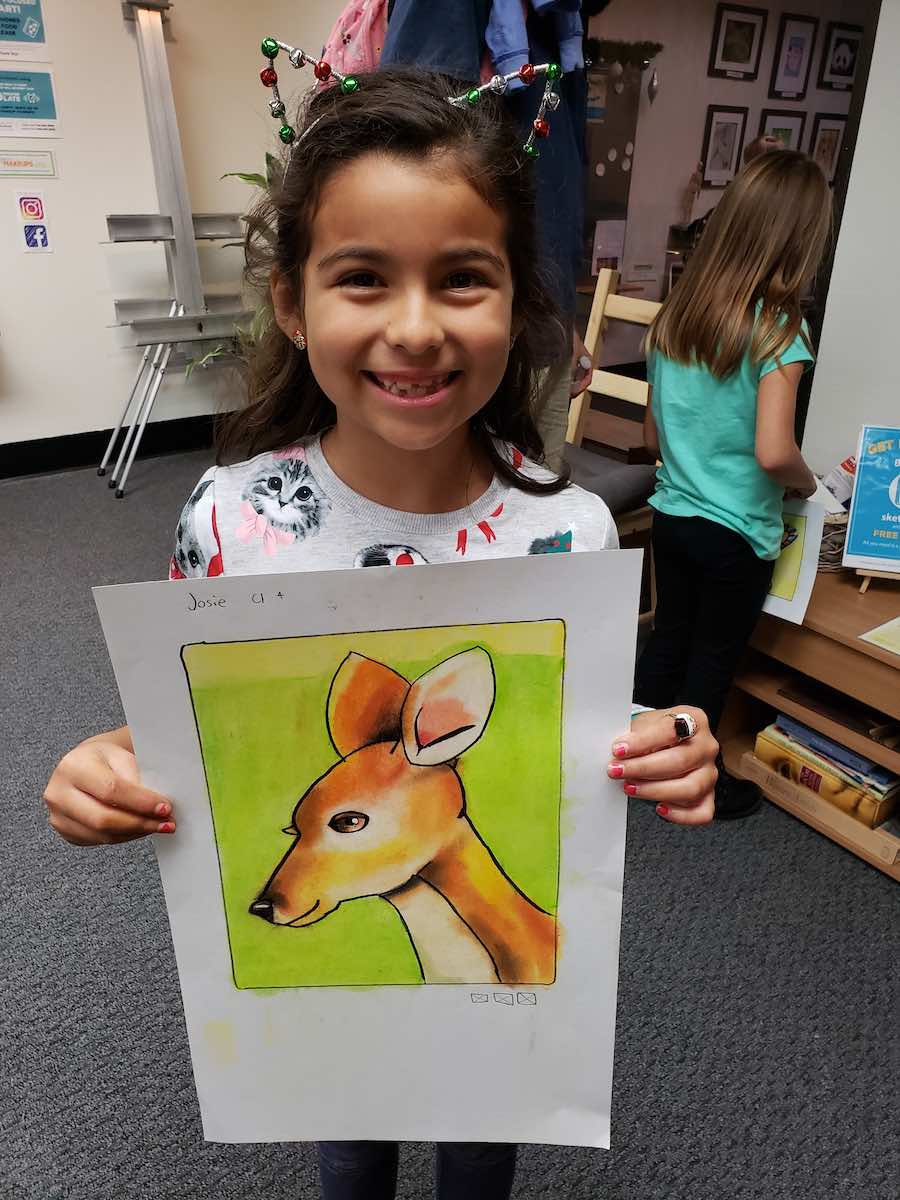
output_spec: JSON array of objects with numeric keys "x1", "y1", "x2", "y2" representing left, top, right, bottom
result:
[{"x1": 385, "y1": 293, "x2": 444, "y2": 355}]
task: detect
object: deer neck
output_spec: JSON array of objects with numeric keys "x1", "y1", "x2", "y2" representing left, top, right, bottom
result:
[
  {"x1": 385, "y1": 877, "x2": 499, "y2": 985},
  {"x1": 420, "y1": 817, "x2": 557, "y2": 986}
]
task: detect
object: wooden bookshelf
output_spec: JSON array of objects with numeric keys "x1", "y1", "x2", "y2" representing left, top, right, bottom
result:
[{"x1": 719, "y1": 570, "x2": 900, "y2": 882}]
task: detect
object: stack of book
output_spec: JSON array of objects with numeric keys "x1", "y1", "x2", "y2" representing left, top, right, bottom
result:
[{"x1": 754, "y1": 715, "x2": 900, "y2": 829}]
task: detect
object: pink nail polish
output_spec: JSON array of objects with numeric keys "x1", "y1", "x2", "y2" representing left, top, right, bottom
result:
[
  {"x1": 608, "y1": 763, "x2": 625, "y2": 778},
  {"x1": 624, "y1": 783, "x2": 638, "y2": 796},
  {"x1": 154, "y1": 802, "x2": 171, "y2": 817},
  {"x1": 613, "y1": 743, "x2": 629, "y2": 758},
  {"x1": 656, "y1": 805, "x2": 670, "y2": 818},
  {"x1": 158, "y1": 821, "x2": 176, "y2": 834}
]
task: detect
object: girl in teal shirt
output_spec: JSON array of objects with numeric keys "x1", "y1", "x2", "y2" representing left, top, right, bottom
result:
[{"x1": 635, "y1": 149, "x2": 831, "y2": 818}]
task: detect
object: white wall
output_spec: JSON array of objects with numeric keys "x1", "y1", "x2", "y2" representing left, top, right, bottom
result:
[
  {"x1": 0, "y1": 0, "x2": 341, "y2": 447},
  {"x1": 803, "y1": 1, "x2": 896, "y2": 472},
  {"x1": 590, "y1": 0, "x2": 872, "y2": 305}
]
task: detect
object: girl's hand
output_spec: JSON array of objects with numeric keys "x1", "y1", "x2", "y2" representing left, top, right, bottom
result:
[
  {"x1": 44, "y1": 737, "x2": 175, "y2": 846},
  {"x1": 607, "y1": 707, "x2": 717, "y2": 826}
]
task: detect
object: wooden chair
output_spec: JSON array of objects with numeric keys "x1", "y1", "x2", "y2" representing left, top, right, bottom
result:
[{"x1": 563, "y1": 268, "x2": 662, "y2": 617}]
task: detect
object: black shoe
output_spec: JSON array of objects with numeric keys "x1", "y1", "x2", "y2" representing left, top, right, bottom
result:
[{"x1": 714, "y1": 768, "x2": 763, "y2": 821}]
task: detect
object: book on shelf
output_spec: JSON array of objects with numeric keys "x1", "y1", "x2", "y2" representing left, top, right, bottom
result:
[
  {"x1": 755, "y1": 724, "x2": 900, "y2": 829},
  {"x1": 775, "y1": 714, "x2": 896, "y2": 786}
]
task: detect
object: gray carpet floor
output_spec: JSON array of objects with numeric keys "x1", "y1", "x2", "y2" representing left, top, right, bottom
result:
[{"x1": 2, "y1": 451, "x2": 898, "y2": 1200}]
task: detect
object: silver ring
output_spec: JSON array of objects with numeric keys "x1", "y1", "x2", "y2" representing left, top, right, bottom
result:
[{"x1": 669, "y1": 711, "x2": 697, "y2": 742}]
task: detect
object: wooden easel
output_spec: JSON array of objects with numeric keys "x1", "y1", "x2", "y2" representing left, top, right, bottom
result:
[{"x1": 856, "y1": 569, "x2": 900, "y2": 594}]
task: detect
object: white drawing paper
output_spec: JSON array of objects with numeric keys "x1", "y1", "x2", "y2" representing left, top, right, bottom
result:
[
  {"x1": 763, "y1": 499, "x2": 826, "y2": 624},
  {"x1": 93, "y1": 551, "x2": 642, "y2": 1147}
]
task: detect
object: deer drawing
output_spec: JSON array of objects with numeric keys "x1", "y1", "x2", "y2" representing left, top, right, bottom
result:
[{"x1": 249, "y1": 647, "x2": 557, "y2": 985}]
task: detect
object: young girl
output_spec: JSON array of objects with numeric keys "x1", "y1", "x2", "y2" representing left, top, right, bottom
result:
[
  {"x1": 636, "y1": 149, "x2": 831, "y2": 820},
  {"x1": 44, "y1": 68, "x2": 719, "y2": 1199}
]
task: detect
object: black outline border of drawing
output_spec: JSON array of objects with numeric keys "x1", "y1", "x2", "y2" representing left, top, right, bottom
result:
[{"x1": 179, "y1": 618, "x2": 565, "y2": 990}]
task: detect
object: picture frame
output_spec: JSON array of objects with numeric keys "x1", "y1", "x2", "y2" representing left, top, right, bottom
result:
[
  {"x1": 758, "y1": 108, "x2": 808, "y2": 152},
  {"x1": 708, "y1": 4, "x2": 768, "y2": 81},
  {"x1": 818, "y1": 22, "x2": 863, "y2": 91},
  {"x1": 701, "y1": 105, "x2": 748, "y2": 188},
  {"x1": 769, "y1": 13, "x2": 819, "y2": 101},
  {"x1": 809, "y1": 112, "x2": 847, "y2": 184}
]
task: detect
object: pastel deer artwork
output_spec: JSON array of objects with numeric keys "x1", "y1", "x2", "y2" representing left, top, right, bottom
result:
[{"x1": 250, "y1": 647, "x2": 557, "y2": 985}]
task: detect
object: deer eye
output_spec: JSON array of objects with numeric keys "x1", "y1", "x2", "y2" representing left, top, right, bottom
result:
[{"x1": 328, "y1": 812, "x2": 369, "y2": 834}]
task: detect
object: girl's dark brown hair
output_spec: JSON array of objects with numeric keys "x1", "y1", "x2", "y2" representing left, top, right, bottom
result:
[{"x1": 217, "y1": 67, "x2": 569, "y2": 495}]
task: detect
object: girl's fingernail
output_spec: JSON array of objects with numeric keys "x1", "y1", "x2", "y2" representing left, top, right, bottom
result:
[
  {"x1": 154, "y1": 802, "x2": 171, "y2": 817},
  {"x1": 158, "y1": 821, "x2": 176, "y2": 834},
  {"x1": 624, "y1": 783, "x2": 638, "y2": 796},
  {"x1": 613, "y1": 743, "x2": 629, "y2": 758},
  {"x1": 656, "y1": 805, "x2": 670, "y2": 818},
  {"x1": 608, "y1": 763, "x2": 625, "y2": 778}
]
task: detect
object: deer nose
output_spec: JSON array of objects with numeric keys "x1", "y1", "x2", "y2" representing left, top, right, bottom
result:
[{"x1": 249, "y1": 898, "x2": 275, "y2": 922}]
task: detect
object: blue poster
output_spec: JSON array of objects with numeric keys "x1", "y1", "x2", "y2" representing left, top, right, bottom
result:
[
  {"x1": 843, "y1": 425, "x2": 900, "y2": 573},
  {"x1": 0, "y1": 0, "x2": 49, "y2": 63},
  {"x1": 0, "y1": 69, "x2": 57, "y2": 136}
]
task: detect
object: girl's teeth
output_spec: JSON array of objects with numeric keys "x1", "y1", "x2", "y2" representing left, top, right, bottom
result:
[{"x1": 375, "y1": 375, "x2": 451, "y2": 397}]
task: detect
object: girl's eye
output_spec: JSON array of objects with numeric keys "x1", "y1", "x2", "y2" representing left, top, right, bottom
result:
[
  {"x1": 339, "y1": 271, "x2": 381, "y2": 289},
  {"x1": 267, "y1": 476, "x2": 282, "y2": 491},
  {"x1": 328, "y1": 812, "x2": 369, "y2": 834},
  {"x1": 446, "y1": 270, "x2": 485, "y2": 290}
]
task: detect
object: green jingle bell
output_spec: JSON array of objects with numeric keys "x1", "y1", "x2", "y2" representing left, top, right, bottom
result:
[
  {"x1": 523, "y1": 142, "x2": 540, "y2": 158},
  {"x1": 261, "y1": 38, "x2": 279, "y2": 59},
  {"x1": 466, "y1": 87, "x2": 481, "y2": 106},
  {"x1": 340, "y1": 76, "x2": 360, "y2": 94},
  {"x1": 279, "y1": 124, "x2": 296, "y2": 145},
  {"x1": 546, "y1": 62, "x2": 562, "y2": 80}
]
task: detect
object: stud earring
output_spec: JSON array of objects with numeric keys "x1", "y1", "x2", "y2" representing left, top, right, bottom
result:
[{"x1": 292, "y1": 329, "x2": 307, "y2": 351}]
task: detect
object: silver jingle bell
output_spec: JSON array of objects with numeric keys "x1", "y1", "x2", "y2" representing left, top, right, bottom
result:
[
  {"x1": 269, "y1": 99, "x2": 286, "y2": 118},
  {"x1": 546, "y1": 91, "x2": 561, "y2": 111},
  {"x1": 289, "y1": 48, "x2": 306, "y2": 69},
  {"x1": 489, "y1": 74, "x2": 508, "y2": 94}
]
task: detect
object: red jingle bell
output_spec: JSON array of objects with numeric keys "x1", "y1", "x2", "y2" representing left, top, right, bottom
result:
[
  {"x1": 518, "y1": 63, "x2": 536, "y2": 84},
  {"x1": 533, "y1": 118, "x2": 550, "y2": 138},
  {"x1": 260, "y1": 66, "x2": 278, "y2": 87},
  {"x1": 314, "y1": 60, "x2": 332, "y2": 81}
]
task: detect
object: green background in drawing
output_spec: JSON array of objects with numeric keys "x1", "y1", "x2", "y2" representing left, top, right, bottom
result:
[
  {"x1": 182, "y1": 620, "x2": 565, "y2": 989},
  {"x1": 769, "y1": 514, "x2": 807, "y2": 601}
]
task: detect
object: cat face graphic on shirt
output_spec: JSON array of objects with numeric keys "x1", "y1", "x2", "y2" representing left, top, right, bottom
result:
[
  {"x1": 242, "y1": 457, "x2": 329, "y2": 537},
  {"x1": 174, "y1": 477, "x2": 218, "y2": 576}
]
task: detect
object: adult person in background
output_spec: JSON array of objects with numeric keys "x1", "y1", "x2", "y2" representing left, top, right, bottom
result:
[
  {"x1": 380, "y1": 0, "x2": 604, "y2": 471},
  {"x1": 684, "y1": 134, "x2": 783, "y2": 252}
]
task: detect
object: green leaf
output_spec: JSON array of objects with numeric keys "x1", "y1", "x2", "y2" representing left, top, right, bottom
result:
[
  {"x1": 265, "y1": 152, "x2": 284, "y2": 189},
  {"x1": 221, "y1": 171, "x2": 267, "y2": 189}
]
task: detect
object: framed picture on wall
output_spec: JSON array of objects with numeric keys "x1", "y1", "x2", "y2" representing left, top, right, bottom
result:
[
  {"x1": 809, "y1": 113, "x2": 847, "y2": 183},
  {"x1": 818, "y1": 22, "x2": 863, "y2": 91},
  {"x1": 708, "y1": 4, "x2": 768, "y2": 81},
  {"x1": 701, "y1": 105, "x2": 748, "y2": 188},
  {"x1": 758, "y1": 108, "x2": 807, "y2": 152},
  {"x1": 769, "y1": 14, "x2": 819, "y2": 101}
]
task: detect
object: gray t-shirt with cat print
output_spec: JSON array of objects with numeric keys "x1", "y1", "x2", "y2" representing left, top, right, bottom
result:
[{"x1": 169, "y1": 434, "x2": 618, "y2": 581}]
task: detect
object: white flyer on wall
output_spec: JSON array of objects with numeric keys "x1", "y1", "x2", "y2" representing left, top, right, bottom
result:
[
  {"x1": 0, "y1": 0, "x2": 50, "y2": 62},
  {"x1": 93, "y1": 552, "x2": 641, "y2": 1147}
]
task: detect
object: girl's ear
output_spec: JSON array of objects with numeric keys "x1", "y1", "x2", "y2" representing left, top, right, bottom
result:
[
  {"x1": 401, "y1": 648, "x2": 495, "y2": 767},
  {"x1": 327, "y1": 653, "x2": 410, "y2": 757},
  {"x1": 270, "y1": 266, "x2": 304, "y2": 341}
]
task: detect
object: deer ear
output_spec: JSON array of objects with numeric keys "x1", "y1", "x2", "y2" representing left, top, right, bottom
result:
[
  {"x1": 401, "y1": 647, "x2": 495, "y2": 767},
  {"x1": 327, "y1": 653, "x2": 410, "y2": 757}
]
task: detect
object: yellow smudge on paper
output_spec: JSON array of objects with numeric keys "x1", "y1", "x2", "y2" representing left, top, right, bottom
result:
[{"x1": 204, "y1": 1020, "x2": 238, "y2": 1066}]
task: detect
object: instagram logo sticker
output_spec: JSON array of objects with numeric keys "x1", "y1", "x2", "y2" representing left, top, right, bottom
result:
[{"x1": 19, "y1": 195, "x2": 44, "y2": 221}]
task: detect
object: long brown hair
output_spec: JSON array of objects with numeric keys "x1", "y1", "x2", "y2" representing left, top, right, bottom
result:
[
  {"x1": 646, "y1": 150, "x2": 832, "y2": 378},
  {"x1": 217, "y1": 68, "x2": 569, "y2": 495}
]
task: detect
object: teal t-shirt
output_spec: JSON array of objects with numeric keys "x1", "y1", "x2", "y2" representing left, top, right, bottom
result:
[{"x1": 647, "y1": 322, "x2": 814, "y2": 560}]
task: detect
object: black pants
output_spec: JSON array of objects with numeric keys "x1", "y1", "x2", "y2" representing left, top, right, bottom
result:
[
  {"x1": 634, "y1": 512, "x2": 774, "y2": 734},
  {"x1": 317, "y1": 1141, "x2": 517, "y2": 1199}
]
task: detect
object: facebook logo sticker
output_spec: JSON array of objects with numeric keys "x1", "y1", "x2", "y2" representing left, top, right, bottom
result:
[{"x1": 24, "y1": 224, "x2": 50, "y2": 250}]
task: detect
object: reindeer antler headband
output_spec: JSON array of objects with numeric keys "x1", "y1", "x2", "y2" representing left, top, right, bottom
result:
[{"x1": 259, "y1": 36, "x2": 564, "y2": 159}]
